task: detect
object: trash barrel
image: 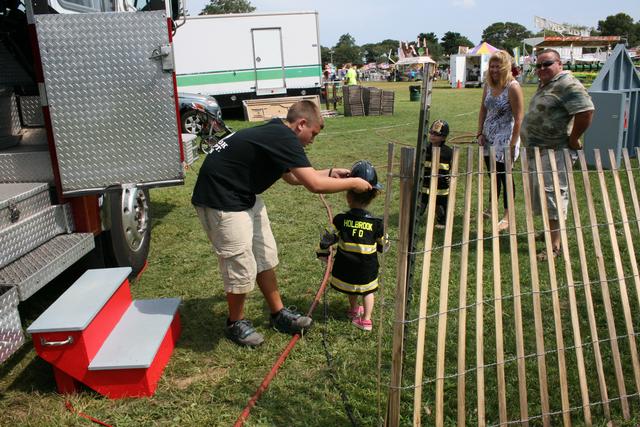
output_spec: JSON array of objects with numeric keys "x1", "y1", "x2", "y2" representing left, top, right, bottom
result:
[{"x1": 409, "y1": 85, "x2": 421, "y2": 102}]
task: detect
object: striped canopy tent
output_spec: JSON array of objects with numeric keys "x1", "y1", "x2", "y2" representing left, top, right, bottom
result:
[{"x1": 469, "y1": 41, "x2": 499, "y2": 55}]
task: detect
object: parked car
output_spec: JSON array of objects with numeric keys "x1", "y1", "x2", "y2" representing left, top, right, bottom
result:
[{"x1": 178, "y1": 92, "x2": 222, "y2": 135}]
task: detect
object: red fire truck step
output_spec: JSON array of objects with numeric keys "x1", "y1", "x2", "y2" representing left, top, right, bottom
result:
[
  {"x1": 85, "y1": 298, "x2": 181, "y2": 398},
  {"x1": 27, "y1": 268, "x2": 181, "y2": 398},
  {"x1": 27, "y1": 267, "x2": 133, "y2": 381}
]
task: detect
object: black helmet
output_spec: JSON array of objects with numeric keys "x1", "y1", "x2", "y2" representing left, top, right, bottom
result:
[
  {"x1": 350, "y1": 160, "x2": 383, "y2": 190},
  {"x1": 429, "y1": 119, "x2": 449, "y2": 138}
]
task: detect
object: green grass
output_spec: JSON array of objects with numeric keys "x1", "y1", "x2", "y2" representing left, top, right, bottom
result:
[{"x1": 2, "y1": 82, "x2": 640, "y2": 426}]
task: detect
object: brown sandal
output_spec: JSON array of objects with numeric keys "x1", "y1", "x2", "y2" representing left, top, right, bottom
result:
[{"x1": 536, "y1": 246, "x2": 561, "y2": 261}]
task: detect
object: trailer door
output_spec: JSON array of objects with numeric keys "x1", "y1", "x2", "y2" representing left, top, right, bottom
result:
[
  {"x1": 34, "y1": 10, "x2": 184, "y2": 195},
  {"x1": 251, "y1": 28, "x2": 286, "y2": 96}
]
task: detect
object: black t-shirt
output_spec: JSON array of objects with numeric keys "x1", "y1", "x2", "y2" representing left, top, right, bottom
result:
[{"x1": 191, "y1": 119, "x2": 312, "y2": 211}]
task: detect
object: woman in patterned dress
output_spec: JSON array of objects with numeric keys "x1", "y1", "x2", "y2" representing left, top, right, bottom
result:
[{"x1": 476, "y1": 50, "x2": 524, "y2": 231}]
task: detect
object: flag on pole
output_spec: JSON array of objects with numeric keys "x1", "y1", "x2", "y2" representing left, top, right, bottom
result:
[{"x1": 512, "y1": 47, "x2": 521, "y2": 66}]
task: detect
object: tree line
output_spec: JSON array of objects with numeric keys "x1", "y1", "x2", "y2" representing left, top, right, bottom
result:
[
  {"x1": 320, "y1": 13, "x2": 640, "y2": 66},
  {"x1": 197, "y1": 2, "x2": 640, "y2": 65}
]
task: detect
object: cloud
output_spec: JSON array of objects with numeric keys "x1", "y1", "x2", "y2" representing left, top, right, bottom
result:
[{"x1": 451, "y1": 0, "x2": 476, "y2": 8}]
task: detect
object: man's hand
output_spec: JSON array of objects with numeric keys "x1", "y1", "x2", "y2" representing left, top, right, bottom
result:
[
  {"x1": 477, "y1": 134, "x2": 485, "y2": 146},
  {"x1": 568, "y1": 110, "x2": 593, "y2": 150},
  {"x1": 352, "y1": 177, "x2": 373, "y2": 193},
  {"x1": 330, "y1": 168, "x2": 350, "y2": 178},
  {"x1": 568, "y1": 137, "x2": 583, "y2": 150}
]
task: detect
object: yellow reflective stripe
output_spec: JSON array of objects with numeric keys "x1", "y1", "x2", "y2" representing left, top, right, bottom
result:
[
  {"x1": 424, "y1": 187, "x2": 450, "y2": 196},
  {"x1": 424, "y1": 161, "x2": 450, "y2": 171},
  {"x1": 338, "y1": 241, "x2": 377, "y2": 254},
  {"x1": 330, "y1": 276, "x2": 379, "y2": 293}
]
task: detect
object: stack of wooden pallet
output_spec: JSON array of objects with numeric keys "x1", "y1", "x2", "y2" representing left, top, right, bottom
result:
[
  {"x1": 363, "y1": 87, "x2": 383, "y2": 116},
  {"x1": 342, "y1": 85, "x2": 365, "y2": 117},
  {"x1": 381, "y1": 90, "x2": 395, "y2": 115}
]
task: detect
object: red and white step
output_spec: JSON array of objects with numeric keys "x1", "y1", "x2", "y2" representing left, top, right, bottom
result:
[{"x1": 27, "y1": 267, "x2": 181, "y2": 398}]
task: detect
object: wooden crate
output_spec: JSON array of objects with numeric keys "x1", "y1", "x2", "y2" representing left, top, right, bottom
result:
[
  {"x1": 242, "y1": 95, "x2": 320, "y2": 122},
  {"x1": 363, "y1": 87, "x2": 383, "y2": 116},
  {"x1": 342, "y1": 85, "x2": 365, "y2": 117}
]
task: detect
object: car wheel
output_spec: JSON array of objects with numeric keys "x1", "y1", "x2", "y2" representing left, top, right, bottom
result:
[
  {"x1": 182, "y1": 110, "x2": 204, "y2": 135},
  {"x1": 102, "y1": 187, "x2": 151, "y2": 277},
  {"x1": 199, "y1": 135, "x2": 218, "y2": 154}
]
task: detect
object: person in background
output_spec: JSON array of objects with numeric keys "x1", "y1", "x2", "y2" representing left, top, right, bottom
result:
[
  {"x1": 316, "y1": 160, "x2": 388, "y2": 331},
  {"x1": 521, "y1": 48, "x2": 594, "y2": 260},
  {"x1": 344, "y1": 63, "x2": 358, "y2": 86},
  {"x1": 192, "y1": 101, "x2": 372, "y2": 347},
  {"x1": 419, "y1": 120, "x2": 453, "y2": 228},
  {"x1": 476, "y1": 50, "x2": 524, "y2": 232}
]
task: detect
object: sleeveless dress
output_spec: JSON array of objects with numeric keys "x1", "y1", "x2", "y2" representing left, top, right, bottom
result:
[{"x1": 482, "y1": 80, "x2": 520, "y2": 163}]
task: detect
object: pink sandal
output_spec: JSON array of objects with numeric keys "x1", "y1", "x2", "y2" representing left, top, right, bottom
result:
[
  {"x1": 347, "y1": 306, "x2": 364, "y2": 320},
  {"x1": 352, "y1": 317, "x2": 373, "y2": 331}
]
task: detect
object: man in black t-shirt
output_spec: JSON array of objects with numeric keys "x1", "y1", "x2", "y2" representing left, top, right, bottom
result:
[{"x1": 192, "y1": 101, "x2": 371, "y2": 347}]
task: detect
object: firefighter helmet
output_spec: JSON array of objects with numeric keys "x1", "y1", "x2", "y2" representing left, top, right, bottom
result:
[
  {"x1": 350, "y1": 160, "x2": 383, "y2": 190},
  {"x1": 429, "y1": 119, "x2": 449, "y2": 138}
]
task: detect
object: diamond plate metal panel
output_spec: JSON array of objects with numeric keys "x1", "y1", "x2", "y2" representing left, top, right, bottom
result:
[
  {"x1": 0, "y1": 233, "x2": 95, "y2": 301},
  {"x1": 0, "y1": 183, "x2": 50, "y2": 230},
  {"x1": 0, "y1": 128, "x2": 54, "y2": 183},
  {"x1": 0, "y1": 286, "x2": 25, "y2": 364},
  {"x1": 0, "y1": 91, "x2": 21, "y2": 137},
  {"x1": 19, "y1": 96, "x2": 44, "y2": 127},
  {"x1": 0, "y1": 205, "x2": 73, "y2": 269},
  {"x1": 0, "y1": 150, "x2": 54, "y2": 183},
  {"x1": 35, "y1": 11, "x2": 184, "y2": 194},
  {"x1": 10, "y1": 93, "x2": 21, "y2": 135}
]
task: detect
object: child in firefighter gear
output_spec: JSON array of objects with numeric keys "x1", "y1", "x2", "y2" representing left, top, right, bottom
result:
[
  {"x1": 419, "y1": 119, "x2": 453, "y2": 228},
  {"x1": 316, "y1": 160, "x2": 389, "y2": 331}
]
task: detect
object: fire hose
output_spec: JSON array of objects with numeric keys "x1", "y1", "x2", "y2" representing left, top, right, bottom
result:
[{"x1": 233, "y1": 194, "x2": 336, "y2": 427}]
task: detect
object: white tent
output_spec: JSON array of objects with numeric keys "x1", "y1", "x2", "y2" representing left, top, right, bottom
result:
[{"x1": 395, "y1": 56, "x2": 435, "y2": 65}]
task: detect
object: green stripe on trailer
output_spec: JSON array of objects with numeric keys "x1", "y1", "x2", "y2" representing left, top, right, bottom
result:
[{"x1": 177, "y1": 65, "x2": 321, "y2": 86}]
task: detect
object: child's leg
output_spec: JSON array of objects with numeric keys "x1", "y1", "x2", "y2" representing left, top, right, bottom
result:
[
  {"x1": 348, "y1": 294, "x2": 359, "y2": 311},
  {"x1": 362, "y1": 293, "x2": 374, "y2": 320}
]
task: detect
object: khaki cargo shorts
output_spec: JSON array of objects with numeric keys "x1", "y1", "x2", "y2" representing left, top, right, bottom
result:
[
  {"x1": 528, "y1": 148, "x2": 577, "y2": 221},
  {"x1": 195, "y1": 196, "x2": 278, "y2": 294}
]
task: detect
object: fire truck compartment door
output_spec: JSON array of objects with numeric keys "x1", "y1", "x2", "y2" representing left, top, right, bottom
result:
[{"x1": 34, "y1": 11, "x2": 183, "y2": 195}]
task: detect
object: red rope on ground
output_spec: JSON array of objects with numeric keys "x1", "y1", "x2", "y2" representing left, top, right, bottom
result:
[
  {"x1": 65, "y1": 401, "x2": 112, "y2": 427},
  {"x1": 233, "y1": 195, "x2": 335, "y2": 427},
  {"x1": 135, "y1": 260, "x2": 149, "y2": 282}
]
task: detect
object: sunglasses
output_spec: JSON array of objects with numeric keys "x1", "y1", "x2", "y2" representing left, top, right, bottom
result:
[{"x1": 535, "y1": 60, "x2": 558, "y2": 69}]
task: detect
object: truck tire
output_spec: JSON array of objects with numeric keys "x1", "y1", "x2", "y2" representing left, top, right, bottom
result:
[{"x1": 102, "y1": 187, "x2": 151, "y2": 277}]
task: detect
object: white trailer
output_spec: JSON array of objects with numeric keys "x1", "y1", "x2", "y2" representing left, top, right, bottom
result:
[
  {"x1": 449, "y1": 54, "x2": 489, "y2": 88},
  {"x1": 173, "y1": 11, "x2": 322, "y2": 110}
]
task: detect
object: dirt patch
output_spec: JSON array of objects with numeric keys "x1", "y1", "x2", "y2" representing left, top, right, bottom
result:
[{"x1": 170, "y1": 367, "x2": 229, "y2": 390}]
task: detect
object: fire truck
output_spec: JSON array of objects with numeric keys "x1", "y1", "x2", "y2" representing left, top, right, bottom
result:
[{"x1": 0, "y1": 0, "x2": 192, "y2": 362}]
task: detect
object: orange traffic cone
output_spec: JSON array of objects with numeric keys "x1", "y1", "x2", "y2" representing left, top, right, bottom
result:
[{"x1": 456, "y1": 80, "x2": 462, "y2": 89}]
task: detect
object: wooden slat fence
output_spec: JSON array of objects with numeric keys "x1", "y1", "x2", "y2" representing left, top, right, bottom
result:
[{"x1": 388, "y1": 146, "x2": 640, "y2": 426}]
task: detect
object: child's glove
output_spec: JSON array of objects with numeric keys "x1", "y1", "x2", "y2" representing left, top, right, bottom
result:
[{"x1": 377, "y1": 233, "x2": 391, "y2": 253}]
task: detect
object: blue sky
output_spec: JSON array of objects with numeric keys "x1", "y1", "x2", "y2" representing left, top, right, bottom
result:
[{"x1": 186, "y1": 0, "x2": 640, "y2": 47}]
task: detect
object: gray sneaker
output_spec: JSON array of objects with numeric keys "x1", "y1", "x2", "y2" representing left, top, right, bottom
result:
[
  {"x1": 224, "y1": 319, "x2": 264, "y2": 347},
  {"x1": 271, "y1": 307, "x2": 313, "y2": 335}
]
